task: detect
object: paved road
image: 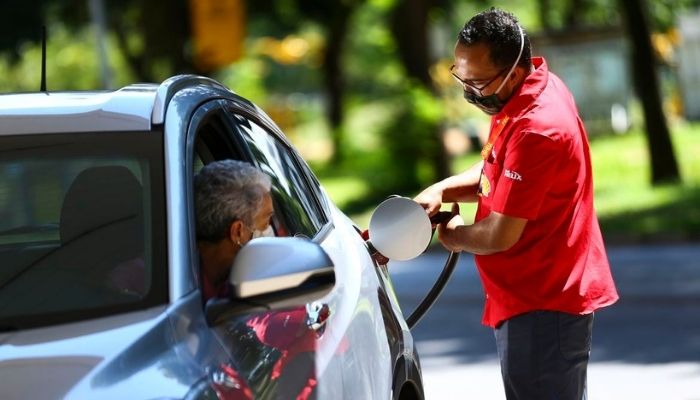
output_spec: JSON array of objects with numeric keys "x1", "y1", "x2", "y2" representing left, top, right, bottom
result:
[{"x1": 388, "y1": 244, "x2": 700, "y2": 400}]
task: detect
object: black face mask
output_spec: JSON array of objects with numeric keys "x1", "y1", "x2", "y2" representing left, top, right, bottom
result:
[{"x1": 463, "y1": 90, "x2": 505, "y2": 115}]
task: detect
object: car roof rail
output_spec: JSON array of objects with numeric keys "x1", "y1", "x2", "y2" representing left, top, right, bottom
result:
[{"x1": 151, "y1": 74, "x2": 232, "y2": 125}]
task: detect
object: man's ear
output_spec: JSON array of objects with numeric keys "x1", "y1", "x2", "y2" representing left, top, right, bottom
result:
[
  {"x1": 510, "y1": 65, "x2": 527, "y2": 85},
  {"x1": 504, "y1": 66, "x2": 526, "y2": 94},
  {"x1": 228, "y1": 220, "x2": 246, "y2": 244}
]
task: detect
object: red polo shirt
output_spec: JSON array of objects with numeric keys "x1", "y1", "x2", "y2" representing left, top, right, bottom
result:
[{"x1": 474, "y1": 57, "x2": 618, "y2": 328}]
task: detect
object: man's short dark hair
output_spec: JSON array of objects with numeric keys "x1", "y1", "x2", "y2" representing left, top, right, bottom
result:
[{"x1": 458, "y1": 8, "x2": 532, "y2": 70}]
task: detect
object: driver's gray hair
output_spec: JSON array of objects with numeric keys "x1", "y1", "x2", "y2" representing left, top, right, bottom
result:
[{"x1": 194, "y1": 160, "x2": 271, "y2": 242}]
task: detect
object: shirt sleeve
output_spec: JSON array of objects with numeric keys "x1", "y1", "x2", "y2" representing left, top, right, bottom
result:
[{"x1": 491, "y1": 131, "x2": 564, "y2": 220}]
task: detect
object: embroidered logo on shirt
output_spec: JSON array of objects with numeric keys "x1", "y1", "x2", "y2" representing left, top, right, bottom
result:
[
  {"x1": 504, "y1": 169, "x2": 522, "y2": 181},
  {"x1": 478, "y1": 171, "x2": 491, "y2": 197}
]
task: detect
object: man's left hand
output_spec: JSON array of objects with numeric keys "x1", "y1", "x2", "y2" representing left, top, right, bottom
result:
[{"x1": 437, "y1": 203, "x2": 465, "y2": 252}]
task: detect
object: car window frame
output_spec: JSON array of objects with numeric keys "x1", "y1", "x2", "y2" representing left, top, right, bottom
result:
[
  {"x1": 222, "y1": 102, "x2": 333, "y2": 242},
  {"x1": 184, "y1": 100, "x2": 255, "y2": 292},
  {"x1": 184, "y1": 99, "x2": 336, "y2": 302}
]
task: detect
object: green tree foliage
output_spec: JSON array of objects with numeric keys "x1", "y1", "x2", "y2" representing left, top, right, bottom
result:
[
  {"x1": 531, "y1": 0, "x2": 691, "y2": 185},
  {"x1": 388, "y1": 0, "x2": 450, "y2": 183},
  {"x1": 0, "y1": 0, "x2": 697, "y2": 194},
  {"x1": 0, "y1": 23, "x2": 135, "y2": 91},
  {"x1": 0, "y1": 0, "x2": 192, "y2": 86},
  {"x1": 51, "y1": 0, "x2": 192, "y2": 82},
  {"x1": 247, "y1": 0, "x2": 366, "y2": 165},
  {"x1": 534, "y1": 0, "x2": 700, "y2": 32}
]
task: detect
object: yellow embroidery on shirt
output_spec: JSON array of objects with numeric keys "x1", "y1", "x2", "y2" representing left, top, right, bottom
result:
[{"x1": 478, "y1": 171, "x2": 491, "y2": 197}]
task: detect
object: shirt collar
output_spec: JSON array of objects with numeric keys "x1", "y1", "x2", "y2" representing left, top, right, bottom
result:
[{"x1": 497, "y1": 56, "x2": 549, "y2": 119}]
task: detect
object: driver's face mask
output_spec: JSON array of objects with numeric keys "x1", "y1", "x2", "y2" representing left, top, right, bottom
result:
[
  {"x1": 463, "y1": 25, "x2": 525, "y2": 115},
  {"x1": 251, "y1": 225, "x2": 274, "y2": 239}
]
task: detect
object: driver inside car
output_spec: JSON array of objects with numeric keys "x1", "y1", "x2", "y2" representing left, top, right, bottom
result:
[
  {"x1": 194, "y1": 159, "x2": 321, "y2": 399},
  {"x1": 194, "y1": 159, "x2": 275, "y2": 301}
]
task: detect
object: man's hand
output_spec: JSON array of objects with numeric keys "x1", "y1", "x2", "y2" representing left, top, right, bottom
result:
[
  {"x1": 437, "y1": 203, "x2": 465, "y2": 252},
  {"x1": 414, "y1": 187, "x2": 443, "y2": 217}
]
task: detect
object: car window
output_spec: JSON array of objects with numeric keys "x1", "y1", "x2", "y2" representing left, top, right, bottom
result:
[
  {"x1": 193, "y1": 153, "x2": 205, "y2": 175},
  {"x1": 231, "y1": 115, "x2": 326, "y2": 238},
  {"x1": 294, "y1": 149, "x2": 333, "y2": 217},
  {"x1": 0, "y1": 132, "x2": 168, "y2": 330}
]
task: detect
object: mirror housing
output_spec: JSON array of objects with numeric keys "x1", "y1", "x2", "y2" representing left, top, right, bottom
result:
[
  {"x1": 230, "y1": 236, "x2": 334, "y2": 298},
  {"x1": 206, "y1": 237, "x2": 335, "y2": 325}
]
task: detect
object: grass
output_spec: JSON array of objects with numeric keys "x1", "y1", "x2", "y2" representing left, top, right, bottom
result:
[
  {"x1": 591, "y1": 123, "x2": 700, "y2": 242},
  {"x1": 318, "y1": 122, "x2": 700, "y2": 243}
]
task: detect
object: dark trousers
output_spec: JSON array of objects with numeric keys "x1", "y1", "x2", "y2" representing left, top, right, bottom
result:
[{"x1": 494, "y1": 310, "x2": 593, "y2": 400}]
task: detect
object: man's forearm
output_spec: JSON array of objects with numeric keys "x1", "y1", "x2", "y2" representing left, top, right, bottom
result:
[
  {"x1": 434, "y1": 161, "x2": 483, "y2": 203},
  {"x1": 440, "y1": 211, "x2": 527, "y2": 255},
  {"x1": 453, "y1": 220, "x2": 503, "y2": 255}
]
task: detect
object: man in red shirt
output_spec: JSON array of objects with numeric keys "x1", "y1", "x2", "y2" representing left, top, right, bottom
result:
[{"x1": 415, "y1": 8, "x2": 618, "y2": 400}]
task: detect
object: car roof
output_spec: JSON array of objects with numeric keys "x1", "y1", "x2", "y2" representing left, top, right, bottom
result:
[
  {"x1": 0, "y1": 75, "x2": 234, "y2": 136},
  {"x1": 0, "y1": 85, "x2": 158, "y2": 135}
]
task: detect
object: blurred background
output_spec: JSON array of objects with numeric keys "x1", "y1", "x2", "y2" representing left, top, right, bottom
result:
[{"x1": 0, "y1": 0, "x2": 699, "y2": 241}]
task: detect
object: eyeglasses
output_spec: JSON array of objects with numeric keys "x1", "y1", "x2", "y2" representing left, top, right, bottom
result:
[{"x1": 450, "y1": 64, "x2": 509, "y2": 96}]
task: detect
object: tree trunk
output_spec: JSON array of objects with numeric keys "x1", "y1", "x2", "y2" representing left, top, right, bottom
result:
[
  {"x1": 619, "y1": 0, "x2": 680, "y2": 185},
  {"x1": 110, "y1": 0, "x2": 193, "y2": 82},
  {"x1": 390, "y1": 0, "x2": 450, "y2": 181},
  {"x1": 390, "y1": 0, "x2": 433, "y2": 89},
  {"x1": 565, "y1": 0, "x2": 587, "y2": 29},
  {"x1": 537, "y1": 0, "x2": 553, "y2": 31},
  {"x1": 322, "y1": 3, "x2": 354, "y2": 166}
]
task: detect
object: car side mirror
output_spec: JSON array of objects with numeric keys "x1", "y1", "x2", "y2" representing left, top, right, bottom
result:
[
  {"x1": 230, "y1": 236, "x2": 334, "y2": 298},
  {"x1": 206, "y1": 237, "x2": 335, "y2": 325}
]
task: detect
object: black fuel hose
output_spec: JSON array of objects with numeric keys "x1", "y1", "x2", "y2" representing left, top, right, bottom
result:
[
  {"x1": 366, "y1": 200, "x2": 461, "y2": 330},
  {"x1": 405, "y1": 209, "x2": 461, "y2": 329},
  {"x1": 406, "y1": 250, "x2": 460, "y2": 329}
]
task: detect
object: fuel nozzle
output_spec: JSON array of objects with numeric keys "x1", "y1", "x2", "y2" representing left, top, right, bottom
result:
[{"x1": 429, "y1": 211, "x2": 453, "y2": 225}]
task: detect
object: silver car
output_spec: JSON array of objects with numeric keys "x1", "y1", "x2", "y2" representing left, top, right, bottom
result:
[{"x1": 0, "y1": 76, "x2": 424, "y2": 399}]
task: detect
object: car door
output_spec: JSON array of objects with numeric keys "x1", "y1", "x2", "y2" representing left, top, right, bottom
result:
[
  {"x1": 183, "y1": 99, "x2": 328, "y2": 399},
  {"x1": 222, "y1": 104, "x2": 394, "y2": 399}
]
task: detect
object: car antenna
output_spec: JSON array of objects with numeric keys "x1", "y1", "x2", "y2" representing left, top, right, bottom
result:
[{"x1": 40, "y1": 25, "x2": 47, "y2": 93}]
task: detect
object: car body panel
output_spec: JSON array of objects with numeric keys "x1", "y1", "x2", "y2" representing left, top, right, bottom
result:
[
  {"x1": 314, "y1": 205, "x2": 394, "y2": 399},
  {"x1": 165, "y1": 87, "x2": 256, "y2": 302},
  {"x1": 0, "y1": 75, "x2": 424, "y2": 399},
  {"x1": 0, "y1": 293, "x2": 237, "y2": 400},
  {"x1": 151, "y1": 75, "x2": 234, "y2": 125},
  {"x1": 0, "y1": 304, "x2": 182, "y2": 399},
  {"x1": 163, "y1": 87, "x2": 198, "y2": 301}
]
